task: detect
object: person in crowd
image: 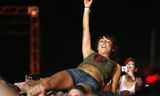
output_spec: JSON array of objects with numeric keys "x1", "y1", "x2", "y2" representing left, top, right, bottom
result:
[
  {"x1": 0, "y1": 77, "x2": 19, "y2": 96},
  {"x1": 25, "y1": 72, "x2": 42, "y2": 82},
  {"x1": 15, "y1": 0, "x2": 121, "y2": 95},
  {"x1": 116, "y1": 57, "x2": 143, "y2": 96}
]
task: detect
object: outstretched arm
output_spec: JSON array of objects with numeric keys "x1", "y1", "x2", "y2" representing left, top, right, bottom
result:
[{"x1": 82, "y1": 0, "x2": 94, "y2": 58}]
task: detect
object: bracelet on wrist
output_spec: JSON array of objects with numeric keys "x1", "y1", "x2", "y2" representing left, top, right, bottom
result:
[{"x1": 84, "y1": 7, "x2": 91, "y2": 12}]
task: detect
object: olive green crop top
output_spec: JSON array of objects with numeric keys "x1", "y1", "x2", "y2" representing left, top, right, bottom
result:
[{"x1": 79, "y1": 52, "x2": 116, "y2": 83}]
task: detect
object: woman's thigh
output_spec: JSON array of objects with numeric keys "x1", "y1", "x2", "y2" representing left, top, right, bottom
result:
[{"x1": 48, "y1": 70, "x2": 74, "y2": 90}]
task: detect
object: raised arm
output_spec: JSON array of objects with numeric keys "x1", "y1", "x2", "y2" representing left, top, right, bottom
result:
[{"x1": 82, "y1": 0, "x2": 94, "y2": 58}]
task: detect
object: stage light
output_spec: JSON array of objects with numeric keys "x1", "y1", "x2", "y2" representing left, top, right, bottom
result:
[
  {"x1": 28, "y1": 6, "x2": 39, "y2": 17},
  {"x1": 145, "y1": 74, "x2": 159, "y2": 84}
]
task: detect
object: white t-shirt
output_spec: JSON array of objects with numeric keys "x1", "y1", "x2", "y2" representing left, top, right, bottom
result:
[{"x1": 117, "y1": 75, "x2": 136, "y2": 95}]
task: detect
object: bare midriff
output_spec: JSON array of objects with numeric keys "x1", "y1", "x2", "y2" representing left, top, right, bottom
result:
[{"x1": 77, "y1": 64, "x2": 102, "y2": 86}]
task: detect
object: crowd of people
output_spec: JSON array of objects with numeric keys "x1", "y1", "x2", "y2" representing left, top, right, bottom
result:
[
  {"x1": 1, "y1": 0, "x2": 144, "y2": 96},
  {"x1": 1, "y1": 57, "x2": 143, "y2": 96}
]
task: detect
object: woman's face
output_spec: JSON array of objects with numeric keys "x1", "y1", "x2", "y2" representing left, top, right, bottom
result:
[
  {"x1": 126, "y1": 61, "x2": 136, "y2": 72},
  {"x1": 97, "y1": 36, "x2": 113, "y2": 54}
]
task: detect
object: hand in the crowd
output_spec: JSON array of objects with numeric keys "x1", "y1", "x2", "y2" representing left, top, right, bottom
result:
[
  {"x1": 14, "y1": 82, "x2": 30, "y2": 92},
  {"x1": 25, "y1": 75, "x2": 33, "y2": 82},
  {"x1": 136, "y1": 77, "x2": 143, "y2": 86},
  {"x1": 126, "y1": 68, "x2": 134, "y2": 77},
  {"x1": 84, "y1": 0, "x2": 92, "y2": 8},
  {"x1": 27, "y1": 84, "x2": 45, "y2": 96}
]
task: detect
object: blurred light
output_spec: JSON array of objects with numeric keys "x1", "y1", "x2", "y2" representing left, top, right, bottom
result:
[
  {"x1": 28, "y1": 6, "x2": 39, "y2": 17},
  {"x1": 144, "y1": 69, "x2": 151, "y2": 76},
  {"x1": 31, "y1": 10, "x2": 37, "y2": 17},
  {"x1": 144, "y1": 84, "x2": 150, "y2": 87},
  {"x1": 145, "y1": 74, "x2": 159, "y2": 84}
]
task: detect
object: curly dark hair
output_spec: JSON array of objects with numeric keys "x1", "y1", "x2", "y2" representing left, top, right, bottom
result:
[{"x1": 94, "y1": 33, "x2": 119, "y2": 62}]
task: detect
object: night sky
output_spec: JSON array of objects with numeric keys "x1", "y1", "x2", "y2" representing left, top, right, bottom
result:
[{"x1": 0, "y1": 0, "x2": 160, "y2": 95}]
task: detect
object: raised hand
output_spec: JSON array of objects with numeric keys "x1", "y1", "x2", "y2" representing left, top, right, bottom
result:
[
  {"x1": 84, "y1": 0, "x2": 93, "y2": 8},
  {"x1": 14, "y1": 82, "x2": 30, "y2": 92},
  {"x1": 27, "y1": 84, "x2": 45, "y2": 96},
  {"x1": 136, "y1": 77, "x2": 143, "y2": 86}
]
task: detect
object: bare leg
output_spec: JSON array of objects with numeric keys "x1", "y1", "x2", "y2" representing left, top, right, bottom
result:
[
  {"x1": 16, "y1": 70, "x2": 74, "y2": 95},
  {"x1": 41, "y1": 70, "x2": 73, "y2": 91}
]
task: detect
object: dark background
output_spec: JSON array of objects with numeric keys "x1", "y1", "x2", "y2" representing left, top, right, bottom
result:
[{"x1": 0, "y1": 0, "x2": 160, "y2": 95}]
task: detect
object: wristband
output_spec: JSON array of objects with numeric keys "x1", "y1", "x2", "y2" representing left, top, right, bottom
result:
[{"x1": 84, "y1": 7, "x2": 91, "y2": 12}]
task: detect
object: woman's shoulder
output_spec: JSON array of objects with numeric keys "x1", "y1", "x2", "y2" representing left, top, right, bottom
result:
[{"x1": 114, "y1": 63, "x2": 121, "y2": 70}]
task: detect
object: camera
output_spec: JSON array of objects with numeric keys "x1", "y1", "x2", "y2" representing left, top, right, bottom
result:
[{"x1": 121, "y1": 66, "x2": 127, "y2": 72}]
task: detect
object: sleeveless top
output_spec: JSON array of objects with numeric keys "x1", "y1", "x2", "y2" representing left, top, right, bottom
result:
[
  {"x1": 78, "y1": 52, "x2": 116, "y2": 84},
  {"x1": 117, "y1": 75, "x2": 136, "y2": 95}
]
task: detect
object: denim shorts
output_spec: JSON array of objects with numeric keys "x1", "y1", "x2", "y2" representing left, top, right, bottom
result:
[{"x1": 67, "y1": 68, "x2": 100, "y2": 91}]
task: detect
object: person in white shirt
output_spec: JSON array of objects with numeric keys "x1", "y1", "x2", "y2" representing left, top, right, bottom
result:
[{"x1": 117, "y1": 57, "x2": 143, "y2": 96}]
